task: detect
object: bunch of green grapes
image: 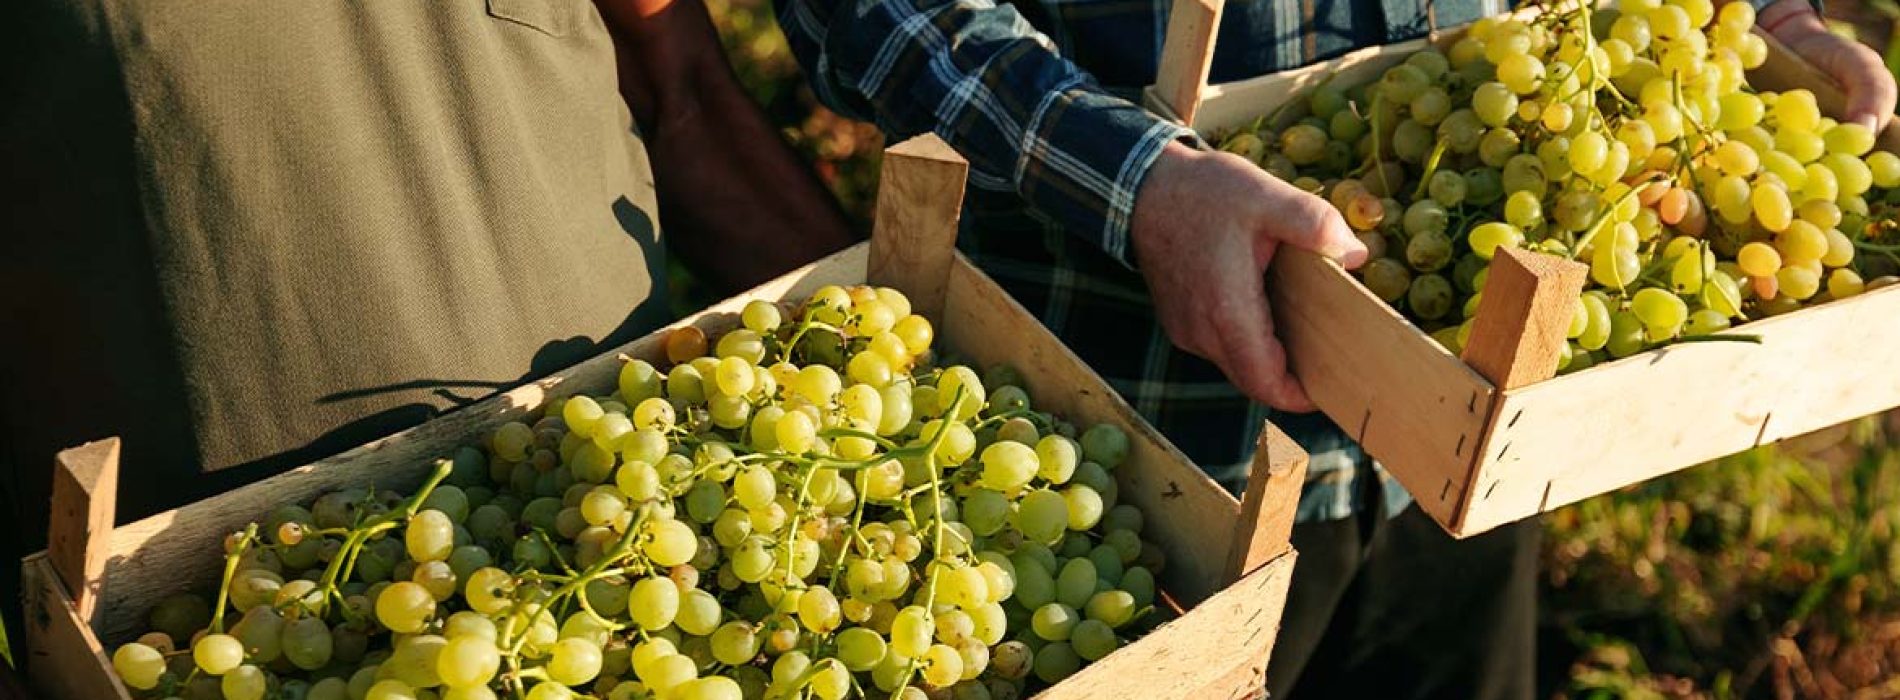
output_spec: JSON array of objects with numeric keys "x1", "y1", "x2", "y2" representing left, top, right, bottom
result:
[
  {"x1": 110, "y1": 285, "x2": 1164, "y2": 700},
  {"x1": 1218, "y1": 0, "x2": 1900, "y2": 370}
]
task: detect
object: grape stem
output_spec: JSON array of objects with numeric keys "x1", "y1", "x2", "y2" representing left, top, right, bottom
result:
[
  {"x1": 209, "y1": 524, "x2": 258, "y2": 633},
  {"x1": 892, "y1": 388, "x2": 968, "y2": 697}
]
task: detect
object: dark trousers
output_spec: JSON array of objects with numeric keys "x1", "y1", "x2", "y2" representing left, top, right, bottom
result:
[{"x1": 1265, "y1": 505, "x2": 1541, "y2": 700}]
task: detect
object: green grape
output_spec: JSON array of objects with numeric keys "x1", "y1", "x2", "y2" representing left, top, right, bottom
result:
[
  {"x1": 1472, "y1": 82, "x2": 1517, "y2": 127},
  {"x1": 1631, "y1": 288, "x2": 1689, "y2": 332},
  {"x1": 1685, "y1": 308, "x2": 1732, "y2": 335},
  {"x1": 548, "y1": 638, "x2": 604, "y2": 686},
  {"x1": 1577, "y1": 293, "x2": 1613, "y2": 351},
  {"x1": 221, "y1": 665, "x2": 268, "y2": 700},
  {"x1": 835, "y1": 627, "x2": 888, "y2": 672},
  {"x1": 524, "y1": 683, "x2": 573, "y2": 700},
  {"x1": 591, "y1": 412, "x2": 633, "y2": 452},
  {"x1": 1569, "y1": 132, "x2": 1608, "y2": 174},
  {"x1": 1606, "y1": 310, "x2": 1648, "y2": 358},
  {"x1": 891, "y1": 606, "x2": 933, "y2": 659},
  {"x1": 1467, "y1": 222, "x2": 1523, "y2": 260},
  {"x1": 1018, "y1": 488, "x2": 1069, "y2": 544},
  {"x1": 1079, "y1": 424, "x2": 1129, "y2": 468},
  {"x1": 1504, "y1": 191, "x2": 1542, "y2": 229},
  {"x1": 1070, "y1": 619, "x2": 1119, "y2": 661},
  {"x1": 978, "y1": 441, "x2": 1038, "y2": 492},
  {"x1": 1498, "y1": 53, "x2": 1545, "y2": 94},
  {"x1": 1867, "y1": 151, "x2": 1900, "y2": 187},
  {"x1": 1279, "y1": 124, "x2": 1330, "y2": 165},
  {"x1": 643, "y1": 517, "x2": 698, "y2": 567},
  {"x1": 1063, "y1": 485, "x2": 1104, "y2": 531},
  {"x1": 282, "y1": 616, "x2": 335, "y2": 670},
  {"x1": 1055, "y1": 558, "x2": 1098, "y2": 609},
  {"x1": 1427, "y1": 170, "x2": 1467, "y2": 207},
  {"x1": 564, "y1": 395, "x2": 605, "y2": 438},
  {"x1": 231, "y1": 605, "x2": 286, "y2": 663},
  {"x1": 1406, "y1": 230, "x2": 1453, "y2": 272},
  {"x1": 406, "y1": 509, "x2": 455, "y2": 563},
  {"x1": 112, "y1": 642, "x2": 167, "y2": 690},
  {"x1": 1361, "y1": 258, "x2": 1413, "y2": 303},
  {"x1": 1670, "y1": 242, "x2": 1707, "y2": 293},
  {"x1": 1031, "y1": 603, "x2": 1079, "y2": 642},
  {"x1": 1407, "y1": 274, "x2": 1455, "y2": 320},
  {"x1": 437, "y1": 636, "x2": 500, "y2": 689},
  {"x1": 1033, "y1": 641, "x2": 1082, "y2": 684},
  {"x1": 1502, "y1": 153, "x2": 1550, "y2": 197}
]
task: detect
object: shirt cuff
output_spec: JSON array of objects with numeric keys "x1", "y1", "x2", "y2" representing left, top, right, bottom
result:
[{"x1": 1012, "y1": 86, "x2": 1197, "y2": 269}]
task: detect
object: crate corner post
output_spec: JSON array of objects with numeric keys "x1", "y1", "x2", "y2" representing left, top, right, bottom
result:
[
  {"x1": 868, "y1": 134, "x2": 969, "y2": 322},
  {"x1": 1459, "y1": 247, "x2": 1588, "y2": 393},
  {"x1": 48, "y1": 436, "x2": 121, "y2": 623},
  {"x1": 26, "y1": 436, "x2": 134, "y2": 700},
  {"x1": 1152, "y1": 0, "x2": 1226, "y2": 126},
  {"x1": 1225, "y1": 421, "x2": 1307, "y2": 581}
]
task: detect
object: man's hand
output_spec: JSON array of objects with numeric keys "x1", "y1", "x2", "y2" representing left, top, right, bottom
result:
[
  {"x1": 1759, "y1": 0, "x2": 1897, "y2": 131},
  {"x1": 1130, "y1": 141, "x2": 1367, "y2": 412}
]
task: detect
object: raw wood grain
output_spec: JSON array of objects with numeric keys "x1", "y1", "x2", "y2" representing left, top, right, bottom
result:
[
  {"x1": 1266, "y1": 248, "x2": 1496, "y2": 532},
  {"x1": 1457, "y1": 283, "x2": 1900, "y2": 534},
  {"x1": 1151, "y1": 0, "x2": 1225, "y2": 126},
  {"x1": 48, "y1": 438, "x2": 119, "y2": 624},
  {"x1": 1035, "y1": 552, "x2": 1294, "y2": 700},
  {"x1": 1226, "y1": 422, "x2": 1306, "y2": 580},
  {"x1": 1460, "y1": 248, "x2": 1589, "y2": 391},
  {"x1": 22, "y1": 555, "x2": 128, "y2": 700},
  {"x1": 868, "y1": 134, "x2": 968, "y2": 322}
]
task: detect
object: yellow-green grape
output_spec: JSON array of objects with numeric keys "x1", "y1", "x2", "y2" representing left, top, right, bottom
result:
[
  {"x1": 1822, "y1": 228, "x2": 1856, "y2": 267},
  {"x1": 675, "y1": 677, "x2": 744, "y2": 700},
  {"x1": 1472, "y1": 82, "x2": 1517, "y2": 127},
  {"x1": 405, "y1": 509, "x2": 454, "y2": 563},
  {"x1": 1063, "y1": 484, "x2": 1104, "y2": 531},
  {"x1": 1542, "y1": 101, "x2": 1575, "y2": 132},
  {"x1": 712, "y1": 356, "x2": 754, "y2": 397},
  {"x1": 892, "y1": 314, "x2": 934, "y2": 356},
  {"x1": 1467, "y1": 222, "x2": 1523, "y2": 260},
  {"x1": 1774, "y1": 90, "x2": 1822, "y2": 134},
  {"x1": 742, "y1": 299, "x2": 782, "y2": 333},
  {"x1": 1568, "y1": 131, "x2": 1608, "y2": 174},
  {"x1": 1704, "y1": 270, "x2": 1745, "y2": 319},
  {"x1": 978, "y1": 441, "x2": 1037, "y2": 492},
  {"x1": 222, "y1": 665, "x2": 267, "y2": 700},
  {"x1": 1504, "y1": 191, "x2": 1543, "y2": 229},
  {"x1": 1714, "y1": 140, "x2": 1758, "y2": 176},
  {"x1": 1737, "y1": 242, "x2": 1782, "y2": 278},
  {"x1": 628, "y1": 576, "x2": 680, "y2": 631},
  {"x1": 1750, "y1": 183, "x2": 1792, "y2": 232},
  {"x1": 466, "y1": 567, "x2": 515, "y2": 615},
  {"x1": 437, "y1": 637, "x2": 500, "y2": 689},
  {"x1": 710, "y1": 622, "x2": 761, "y2": 666},
  {"x1": 1590, "y1": 227, "x2": 1640, "y2": 290},
  {"x1": 1824, "y1": 153, "x2": 1873, "y2": 196},
  {"x1": 376, "y1": 581, "x2": 436, "y2": 634},
  {"x1": 891, "y1": 606, "x2": 933, "y2": 659},
  {"x1": 1497, "y1": 52, "x2": 1545, "y2": 95},
  {"x1": 1018, "y1": 488, "x2": 1069, "y2": 544},
  {"x1": 1279, "y1": 124, "x2": 1329, "y2": 165},
  {"x1": 1777, "y1": 264, "x2": 1822, "y2": 300},
  {"x1": 113, "y1": 642, "x2": 167, "y2": 689},
  {"x1": 549, "y1": 638, "x2": 604, "y2": 686},
  {"x1": 580, "y1": 488, "x2": 626, "y2": 527},
  {"x1": 1712, "y1": 175, "x2": 1752, "y2": 223},
  {"x1": 775, "y1": 409, "x2": 817, "y2": 453},
  {"x1": 733, "y1": 466, "x2": 776, "y2": 513},
  {"x1": 642, "y1": 517, "x2": 698, "y2": 567},
  {"x1": 1803, "y1": 162, "x2": 1839, "y2": 202},
  {"x1": 564, "y1": 395, "x2": 605, "y2": 438},
  {"x1": 836, "y1": 627, "x2": 888, "y2": 672},
  {"x1": 525, "y1": 682, "x2": 573, "y2": 700},
  {"x1": 366, "y1": 680, "x2": 418, "y2": 700},
  {"x1": 1606, "y1": 310, "x2": 1648, "y2": 358},
  {"x1": 921, "y1": 644, "x2": 965, "y2": 688},
  {"x1": 1631, "y1": 288, "x2": 1689, "y2": 336},
  {"x1": 1824, "y1": 123, "x2": 1876, "y2": 156},
  {"x1": 492, "y1": 421, "x2": 534, "y2": 462},
  {"x1": 797, "y1": 585, "x2": 842, "y2": 633},
  {"x1": 1035, "y1": 434, "x2": 1079, "y2": 484},
  {"x1": 632, "y1": 397, "x2": 675, "y2": 432},
  {"x1": 1829, "y1": 269, "x2": 1866, "y2": 298},
  {"x1": 1776, "y1": 221, "x2": 1829, "y2": 264},
  {"x1": 1867, "y1": 151, "x2": 1900, "y2": 187}
]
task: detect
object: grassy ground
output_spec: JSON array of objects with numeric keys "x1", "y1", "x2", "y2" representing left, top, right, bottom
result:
[{"x1": 703, "y1": 2, "x2": 1900, "y2": 698}]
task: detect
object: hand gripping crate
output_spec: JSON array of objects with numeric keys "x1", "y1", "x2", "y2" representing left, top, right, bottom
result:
[
  {"x1": 1142, "y1": 1, "x2": 1900, "y2": 537},
  {"x1": 20, "y1": 135, "x2": 1308, "y2": 700}
]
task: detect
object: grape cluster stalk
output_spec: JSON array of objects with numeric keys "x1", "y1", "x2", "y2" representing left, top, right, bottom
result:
[
  {"x1": 110, "y1": 285, "x2": 1163, "y2": 700},
  {"x1": 1219, "y1": 0, "x2": 1900, "y2": 369}
]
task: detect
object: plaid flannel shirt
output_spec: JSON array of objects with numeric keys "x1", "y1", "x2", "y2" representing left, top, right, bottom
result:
[{"x1": 778, "y1": 0, "x2": 1505, "y2": 521}]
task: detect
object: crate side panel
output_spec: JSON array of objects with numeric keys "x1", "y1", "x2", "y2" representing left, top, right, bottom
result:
[
  {"x1": 940, "y1": 257, "x2": 1241, "y2": 605},
  {"x1": 1267, "y1": 249, "x2": 1495, "y2": 531},
  {"x1": 22, "y1": 555, "x2": 131, "y2": 700},
  {"x1": 1035, "y1": 552, "x2": 1294, "y2": 700},
  {"x1": 1459, "y1": 285, "x2": 1900, "y2": 535},
  {"x1": 91, "y1": 245, "x2": 870, "y2": 643}
]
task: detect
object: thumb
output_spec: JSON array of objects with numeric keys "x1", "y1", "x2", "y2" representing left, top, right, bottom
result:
[{"x1": 1254, "y1": 174, "x2": 1368, "y2": 269}]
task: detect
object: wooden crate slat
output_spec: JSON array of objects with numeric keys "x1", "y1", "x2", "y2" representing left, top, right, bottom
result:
[
  {"x1": 89, "y1": 246, "x2": 869, "y2": 643},
  {"x1": 937, "y1": 256, "x2": 1244, "y2": 605},
  {"x1": 1265, "y1": 248, "x2": 1496, "y2": 530},
  {"x1": 48, "y1": 437, "x2": 120, "y2": 624},
  {"x1": 1457, "y1": 283, "x2": 1900, "y2": 534},
  {"x1": 1034, "y1": 552, "x2": 1294, "y2": 700},
  {"x1": 22, "y1": 555, "x2": 129, "y2": 700}
]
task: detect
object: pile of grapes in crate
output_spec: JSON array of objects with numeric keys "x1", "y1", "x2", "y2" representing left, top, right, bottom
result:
[
  {"x1": 109, "y1": 286, "x2": 1162, "y2": 700},
  {"x1": 1219, "y1": 0, "x2": 1900, "y2": 370}
]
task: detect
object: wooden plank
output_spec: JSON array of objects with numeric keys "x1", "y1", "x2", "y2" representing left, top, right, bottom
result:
[
  {"x1": 21, "y1": 555, "x2": 130, "y2": 700},
  {"x1": 867, "y1": 134, "x2": 968, "y2": 323},
  {"x1": 47, "y1": 438, "x2": 119, "y2": 624},
  {"x1": 1225, "y1": 421, "x2": 1306, "y2": 580},
  {"x1": 1457, "y1": 284, "x2": 1900, "y2": 535},
  {"x1": 1177, "y1": 36, "x2": 1433, "y2": 134},
  {"x1": 1460, "y1": 248, "x2": 1589, "y2": 391},
  {"x1": 1035, "y1": 552, "x2": 1294, "y2": 700},
  {"x1": 83, "y1": 245, "x2": 870, "y2": 643},
  {"x1": 940, "y1": 257, "x2": 1243, "y2": 605},
  {"x1": 1151, "y1": 0, "x2": 1224, "y2": 126},
  {"x1": 1266, "y1": 248, "x2": 1494, "y2": 533}
]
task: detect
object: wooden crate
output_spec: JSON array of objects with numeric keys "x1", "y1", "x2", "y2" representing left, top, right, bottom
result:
[
  {"x1": 19, "y1": 135, "x2": 1307, "y2": 700},
  {"x1": 1144, "y1": 2, "x2": 1900, "y2": 537}
]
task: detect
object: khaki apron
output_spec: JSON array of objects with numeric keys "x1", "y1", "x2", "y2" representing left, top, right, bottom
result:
[{"x1": 0, "y1": 0, "x2": 669, "y2": 531}]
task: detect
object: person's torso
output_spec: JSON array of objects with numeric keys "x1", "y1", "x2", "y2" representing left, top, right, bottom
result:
[{"x1": 2, "y1": 0, "x2": 669, "y2": 522}]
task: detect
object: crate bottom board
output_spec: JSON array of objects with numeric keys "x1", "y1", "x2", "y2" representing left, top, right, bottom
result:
[{"x1": 20, "y1": 550, "x2": 1296, "y2": 700}]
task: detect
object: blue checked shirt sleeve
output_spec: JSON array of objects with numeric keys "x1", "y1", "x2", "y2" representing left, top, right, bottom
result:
[{"x1": 777, "y1": 0, "x2": 1192, "y2": 266}]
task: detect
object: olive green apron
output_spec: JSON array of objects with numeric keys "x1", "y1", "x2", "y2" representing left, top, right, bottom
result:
[{"x1": 0, "y1": 0, "x2": 669, "y2": 529}]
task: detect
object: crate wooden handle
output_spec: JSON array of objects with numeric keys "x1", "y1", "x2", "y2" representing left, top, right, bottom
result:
[
  {"x1": 1226, "y1": 421, "x2": 1306, "y2": 580},
  {"x1": 47, "y1": 437, "x2": 121, "y2": 624},
  {"x1": 1460, "y1": 247, "x2": 1588, "y2": 390},
  {"x1": 1153, "y1": 0, "x2": 1225, "y2": 126},
  {"x1": 867, "y1": 134, "x2": 970, "y2": 323}
]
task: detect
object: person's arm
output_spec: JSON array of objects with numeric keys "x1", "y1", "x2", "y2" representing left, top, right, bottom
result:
[
  {"x1": 1753, "y1": 0, "x2": 1896, "y2": 130},
  {"x1": 778, "y1": 0, "x2": 1364, "y2": 410},
  {"x1": 593, "y1": 0, "x2": 857, "y2": 295}
]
